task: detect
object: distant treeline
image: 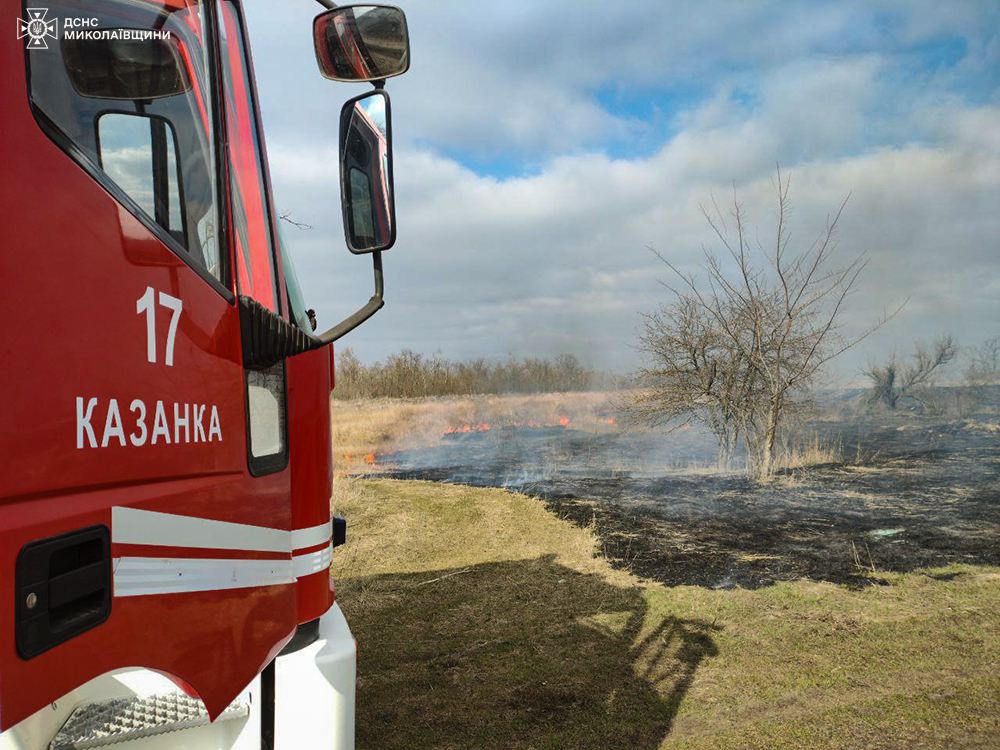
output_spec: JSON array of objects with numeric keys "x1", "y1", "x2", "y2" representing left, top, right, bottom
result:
[{"x1": 333, "y1": 349, "x2": 609, "y2": 399}]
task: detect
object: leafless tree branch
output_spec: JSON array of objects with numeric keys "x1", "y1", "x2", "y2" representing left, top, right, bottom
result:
[
  {"x1": 628, "y1": 168, "x2": 891, "y2": 480},
  {"x1": 279, "y1": 210, "x2": 312, "y2": 230}
]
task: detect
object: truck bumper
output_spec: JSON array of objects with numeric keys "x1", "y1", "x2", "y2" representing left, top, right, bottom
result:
[
  {"x1": 0, "y1": 602, "x2": 356, "y2": 750},
  {"x1": 275, "y1": 602, "x2": 356, "y2": 750}
]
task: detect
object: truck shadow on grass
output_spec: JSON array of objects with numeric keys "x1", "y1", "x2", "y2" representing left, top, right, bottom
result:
[{"x1": 341, "y1": 553, "x2": 717, "y2": 750}]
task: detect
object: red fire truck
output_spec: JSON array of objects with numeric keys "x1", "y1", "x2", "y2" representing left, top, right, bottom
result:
[{"x1": 0, "y1": 2, "x2": 409, "y2": 748}]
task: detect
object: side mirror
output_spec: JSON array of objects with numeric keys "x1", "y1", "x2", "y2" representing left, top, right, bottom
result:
[
  {"x1": 340, "y1": 90, "x2": 395, "y2": 253},
  {"x1": 314, "y1": 5, "x2": 410, "y2": 83}
]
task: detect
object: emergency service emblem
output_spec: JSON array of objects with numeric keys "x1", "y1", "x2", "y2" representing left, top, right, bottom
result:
[{"x1": 17, "y1": 8, "x2": 57, "y2": 49}]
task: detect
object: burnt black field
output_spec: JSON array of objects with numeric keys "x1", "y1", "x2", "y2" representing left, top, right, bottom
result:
[{"x1": 377, "y1": 409, "x2": 1000, "y2": 589}]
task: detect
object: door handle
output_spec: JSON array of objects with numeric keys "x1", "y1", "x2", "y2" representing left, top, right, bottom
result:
[{"x1": 16, "y1": 526, "x2": 112, "y2": 659}]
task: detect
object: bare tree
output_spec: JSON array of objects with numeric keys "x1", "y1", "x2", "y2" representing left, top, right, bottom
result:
[
  {"x1": 962, "y1": 335, "x2": 999, "y2": 412},
  {"x1": 629, "y1": 297, "x2": 755, "y2": 468},
  {"x1": 864, "y1": 335, "x2": 957, "y2": 411},
  {"x1": 630, "y1": 168, "x2": 889, "y2": 480},
  {"x1": 965, "y1": 335, "x2": 1000, "y2": 386}
]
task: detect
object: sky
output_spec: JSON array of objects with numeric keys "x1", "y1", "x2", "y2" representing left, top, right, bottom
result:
[{"x1": 243, "y1": 0, "x2": 999, "y2": 381}]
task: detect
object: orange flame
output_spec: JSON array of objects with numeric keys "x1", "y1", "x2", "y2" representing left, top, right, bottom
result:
[
  {"x1": 343, "y1": 452, "x2": 378, "y2": 465},
  {"x1": 442, "y1": 416, "x2": 583, "y2": 436},
  {"x1": 444, "y1": 422, "x2": 494, "y2": 435}
]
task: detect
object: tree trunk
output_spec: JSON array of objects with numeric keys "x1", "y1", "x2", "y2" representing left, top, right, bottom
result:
[
  {"x1": 718, "y1": 431, "x2": 733, "y2": 470},
  {"x1": 709, "y1": 412, "x2": 735, "y2": 470},
  {"x1": 758, "y1": 404, "x2": 780, "y2": 480},
  {"x1": 759, "y1": 437, "x2": 773, "y2": 479}
]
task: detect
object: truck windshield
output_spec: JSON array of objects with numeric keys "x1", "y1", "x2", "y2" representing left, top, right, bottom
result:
[
  {"x1": 218, "y1": 0, "x2": 280, "y2": 312},
  {"x1": 277, "y1": 222, "x2": 314, "y2": 335}
]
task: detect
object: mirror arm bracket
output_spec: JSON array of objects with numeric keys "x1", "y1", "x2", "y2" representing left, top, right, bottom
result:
[
  {"x1": 238, "y1": 252, "x2": 383, "y2": 367},
  {"x1": 312, "y1": 250, "x2": 385, "y2": 346},
  {"x1": 314, "y1": 0, "x2": 337, "y2": 9}
]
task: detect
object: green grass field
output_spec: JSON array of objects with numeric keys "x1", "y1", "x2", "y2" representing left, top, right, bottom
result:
[{"x1": 333, "y1": 477, "x2": 1000, "y2": 749}]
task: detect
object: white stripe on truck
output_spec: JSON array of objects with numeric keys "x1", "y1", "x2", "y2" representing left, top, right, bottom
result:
[
  {"x1": 114, "y1": 556, "x2": 296, "y2": 596},
  {"x1": 293, "y1": 544, "x2": 333, "y2": 579},
  {"x1": 290, "y1": 521, "x2": 334, "y2": 551},
  {"x1": 112, "y1": 506, "x2": 291, "y2": 552},
  {"x1": 110, "y1": 508, "x2": 334, "y2": 596}
]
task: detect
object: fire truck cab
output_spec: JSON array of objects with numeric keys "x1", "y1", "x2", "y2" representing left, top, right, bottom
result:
[{"x1": 0, "y1": 2, "x2": 408, "y2": 748}]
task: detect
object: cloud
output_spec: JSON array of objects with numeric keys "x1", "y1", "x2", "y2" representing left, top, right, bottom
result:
[
  {"x1": 248, "y1": 1, "x2": 997, "y2": 158},
  {"x1": 245, "y1": 0, "x2": 1000, "y2": 377}
]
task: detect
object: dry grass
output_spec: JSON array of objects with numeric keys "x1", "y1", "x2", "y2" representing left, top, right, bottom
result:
[
  {"x1": 330, "y1": 396, "x2": 1000, "y2": 747},
  {"x1": 773, "y1": 433, "x2": 844, "y2": 472},
  {"x1": 963, "y1": 419, "x2": 1000, "y2": 434},
  {"x1": 654, "y1": 436, "x2": 845, "y2": 478},
  {"x1": 330, "y1": 397, "x2": 443, "y2": 472},
  {"x1": 330, "y1": 392, "x2": 620, "y2": 473},
  {"x1": 332, "y1": 392, "x2": 849, "y2": 480},
  {"x1": 333, "y1": 476, "x2": 1000, "y2": 750},
  {"x1": 332, "y1": 474, "x2": 616, "y2": 596}
]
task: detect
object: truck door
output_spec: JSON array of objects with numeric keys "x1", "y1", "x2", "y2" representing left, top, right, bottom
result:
[
  {"x1": 0, "y1": 0, "x2": 296, "y2": 730},
  {"x1": 217, "y1": 0, "x2": 289, "y2": 477}
]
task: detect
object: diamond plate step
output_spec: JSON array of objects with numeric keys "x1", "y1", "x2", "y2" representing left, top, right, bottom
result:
[{"x1": 49, "y1": 693, "x2": 249, "y2": 749}]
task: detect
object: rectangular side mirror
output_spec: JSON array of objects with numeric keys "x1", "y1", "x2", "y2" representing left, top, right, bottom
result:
[
  {"x1": 314, "y1": 5, "x2": 410, "y2": 82},
  {"x1": 340, "y1": 90, "x2": 395, "y2": 253}
]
